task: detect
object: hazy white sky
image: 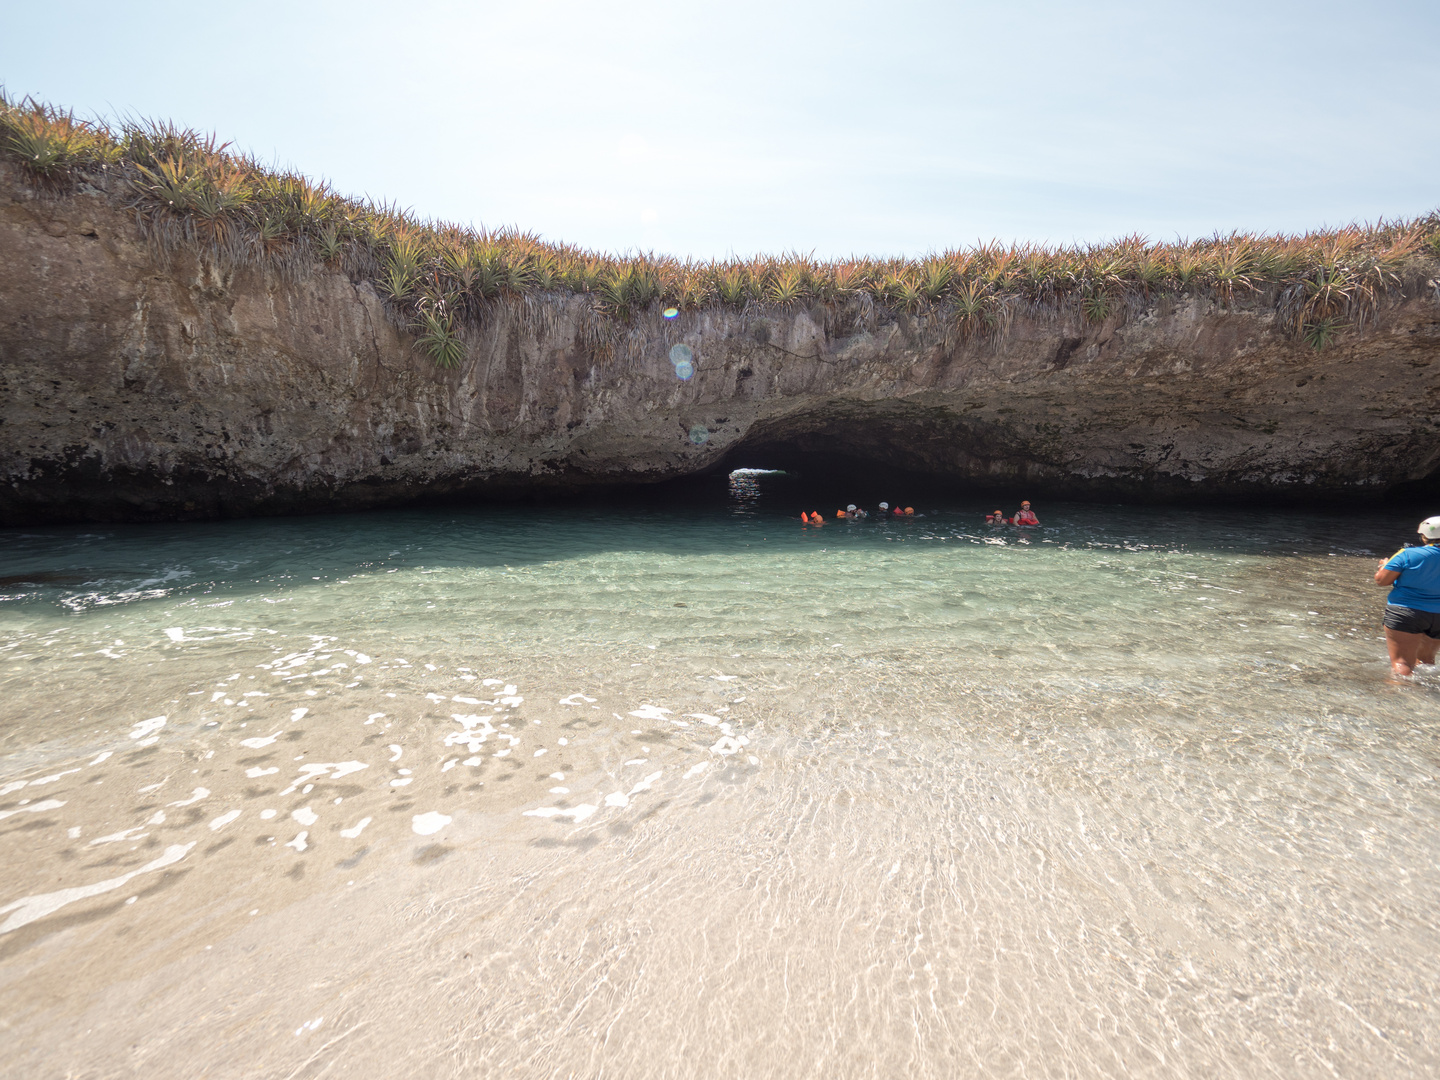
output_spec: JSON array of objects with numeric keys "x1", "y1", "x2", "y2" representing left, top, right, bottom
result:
[{"x1": 3, "y1": 0, "x2": 1436, "y2": 259}]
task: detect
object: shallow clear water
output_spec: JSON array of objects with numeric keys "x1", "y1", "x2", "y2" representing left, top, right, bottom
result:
[{"x1": 1, "y1": 482, "x2": 1437, "y2": 1078}]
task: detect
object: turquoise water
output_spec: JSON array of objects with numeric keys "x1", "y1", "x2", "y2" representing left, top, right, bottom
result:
[{"x1": 1, "y1": 482, "x2": 1438, "y2": 1078}]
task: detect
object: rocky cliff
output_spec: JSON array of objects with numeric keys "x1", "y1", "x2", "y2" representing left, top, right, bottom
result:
[{"x1": 4, "y1": 163, "x2": 1439, "y2": 524}]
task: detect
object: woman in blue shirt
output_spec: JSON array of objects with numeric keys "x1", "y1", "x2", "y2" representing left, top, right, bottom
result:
[{"x1": 1375, "y1": 516, "x2": 1440, "y2": 676}]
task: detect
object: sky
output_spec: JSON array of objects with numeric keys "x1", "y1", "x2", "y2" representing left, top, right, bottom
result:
[{"x1": 3, "y1": 0, "x2": 1436, "y2": 260}]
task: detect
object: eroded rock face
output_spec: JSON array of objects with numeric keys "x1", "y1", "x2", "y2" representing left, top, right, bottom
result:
[{"x1": 3, "y1": 163, "x2": 1439, "y2": 523}]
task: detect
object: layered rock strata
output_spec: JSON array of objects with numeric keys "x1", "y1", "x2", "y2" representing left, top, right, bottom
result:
[{"x1": 3, "y1": 166, "x2": 1439, "y2": 523}]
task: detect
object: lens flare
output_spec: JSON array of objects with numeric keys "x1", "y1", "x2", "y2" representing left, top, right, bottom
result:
[
  {"x1": 688, "y1": 425, "x2": 710, "y2": 446},
  {"x1": 662, "y1": 307, "x2": 679, "y2": 319},
  {"x1": 673, "y1": 359, "x2": 695, "y2": 380},
  {"x1": 669, "y1": 344, "x2": 694, "y2": 366}
]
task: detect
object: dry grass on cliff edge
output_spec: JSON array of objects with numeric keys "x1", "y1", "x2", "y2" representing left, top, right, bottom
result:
[{"x1": 4, "y1": 92, "x2": 1438, "y2": 368}]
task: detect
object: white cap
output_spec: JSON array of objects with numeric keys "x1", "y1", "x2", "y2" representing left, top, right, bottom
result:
[
  {"x1": 879, "y1": 502, "x2": 889, "y2": 509},
  {"x1": 1420, "y1": 516, "x2": 1440, "y2": 539},
  {"x1": 847, "y1": 505, "x2": 857, "y2": 512}
]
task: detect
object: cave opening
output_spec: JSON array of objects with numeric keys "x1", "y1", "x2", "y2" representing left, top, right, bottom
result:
[{"x1": 622, "y1": 416, "x2": 984, "y2": 514}]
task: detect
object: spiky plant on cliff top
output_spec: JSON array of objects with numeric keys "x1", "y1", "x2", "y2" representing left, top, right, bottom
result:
[{"x1": 3, "y1": 92, "x2": 1437, "y2": 367}]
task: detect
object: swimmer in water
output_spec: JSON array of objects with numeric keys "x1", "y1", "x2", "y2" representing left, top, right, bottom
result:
[
  {"x1": 847, "y1": 504, "x2": 868, "y2": 519},
  {"x1": 878, "y1": 502, "x2": 890, "y2": 515},
  {"x1": 1375, "y1": 515, "x2": 1440, "y2": 676},
  {"x1": 986, "y1": 510, "x2": 1008, "y2": 525},
  {"x1": 1013, "y1": 501, "x2": 1039, "y2": 526}
]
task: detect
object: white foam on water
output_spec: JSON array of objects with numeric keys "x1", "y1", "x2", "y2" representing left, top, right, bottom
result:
[
  {"x1": 493, "y1": 749, "x2": 510, "y2": 758},
  {"x1": 482, "y1": 679, "x2": 502, "y2": 686},
  {"x1": 278, "y1": 761, "x2": 368, "y2": 795},
  {"x1": 549, "y1": 787, "x2": 569, "y2": 794},
  {"x1": 560, "y1": 693, "x2": 597, "y2": 705},
  {"x1": 534, "y1": 749, "x2": 547, "y2": 757},
  {"x1": 285, "y1": 832, "x2": 308, "y2": 852},
  {"x1": 549, "y1": 772, "x2": 565, "y2": 780},
  {"x1": 89, "y1": 825, "x2": 146, "y2": 845},
  {"x1": 604, "y1": 792, "x2": 629, "y2": 808},
  {"x1": 260, "y1": 809, "x2": 276, "y2": 820},
  {"x1": 523, "y1": 804, "x2": 597, "y2": 823},
  {"x1": 67, "y1": 826, "x2": 81, "y2": 839},
  {"x1": 629, "y1": 705, "x2": 672, "y2": 721},
  {"x1": 290, "y1": 707, "x2": 308, "y2": 722},
  {"x1": 295, "y1": 1016, "x2": 324, "y2": 1036},
  {"x1": 146, "y1": 810, "x2": 166, "y2": 825},
  {"x1": 629, "y1": 771, "x2": 663, "y2": 795},
  {"x1": 88, "y1": 751, "x2": 113, "y2": 766},
  {"x1": 388, "y1": 745, "x2": 403, "y2": 762},
  {"x1": 686, "y1": 714, "x2": 723, "y2": 726},
  {"x1": 138, "y1": 779, "x2": 167, "y2": 794},
  {"x1": 442, "y1": 760, "x2": 457, "y2": 772},
  {"x1": 463, "y1": 757, "x2": 481, "y2": 767},
  {"x1": 453, "y1": 696, "x2": 481, "y2": 705},
  {"x1": 623, "y1": 758, "x2": 647, "y2": 766},
  {"x1": 390, "y1": 778, "x2": 413, "y2": 787},
  {"x1": 354, "y1": 653, "x2": 371, "y2": 664},
  {"x1": 164, "y1": 628, "x2": 185, "y2": 642},
  {"x1": 0, "y1": 781, "x2": 25, "y2": 797},
  {"x1": 0, "y1": 843, "x2": 194, "y2": 934},
  {"x1": 500, "y1": 696, "x2": 524, "y2": 708},
  {"x1": 168, "y1": 787, "x2": 209, "y2": 807},
  {"x1": 292, "y1": 807, "x2": 318, "y2": 826},
  {"x1": 446, "y1": 714, "x2": 498, "y2": 754},
  {"x1": 710, "y1": 736, "x2": 744, "y2": 756},
  {"x1": 209, "y1": 810, "x2": 241, "y2": 831},
  {"x1": 711, "y1": 675, "x2": 739, "y2": 681},
  {"x1": 239, "y1": 732, "x2": 280, "y2": 749},
  {"x1": 0, "y1": 799, "x2": 64, "y2": 822},
  {"x1": 32, "y1": 769, "x2": 80, "y2": 786},
  {"x1": 339, "y1": 817, "x2": 371, "y2": 839},
  {"x1": 246, "y1": 767, "x2": 278, "y2": 778},
  {"x1": 129, "y1": 716, "x2": 166, "y2": 740},
  {"x1": 684, "y1": 762, "x2": 710, "y2": 779},
  {"x1": 412, "y1": 811, "x2": 451, "y2": 836}
]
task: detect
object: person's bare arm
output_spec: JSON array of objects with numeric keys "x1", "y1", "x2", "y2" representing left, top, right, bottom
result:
[{"x1": 1376, "y1": 560, "x2": 1401, "y2": 586}]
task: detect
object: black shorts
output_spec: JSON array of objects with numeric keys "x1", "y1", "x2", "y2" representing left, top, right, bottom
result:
[{"x1": 1383, "y1": 605, "x2": 1440, "y2": 637}]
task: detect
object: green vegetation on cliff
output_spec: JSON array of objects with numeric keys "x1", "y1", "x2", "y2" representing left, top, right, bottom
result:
[{"x1": 4, "y1": 93, "x2": 1437, "y2": 366}]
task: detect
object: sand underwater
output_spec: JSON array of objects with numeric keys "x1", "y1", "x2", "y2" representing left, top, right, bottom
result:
[{"x1": 2, "y1": 486, "x2": 1438, "y2": 1078}]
